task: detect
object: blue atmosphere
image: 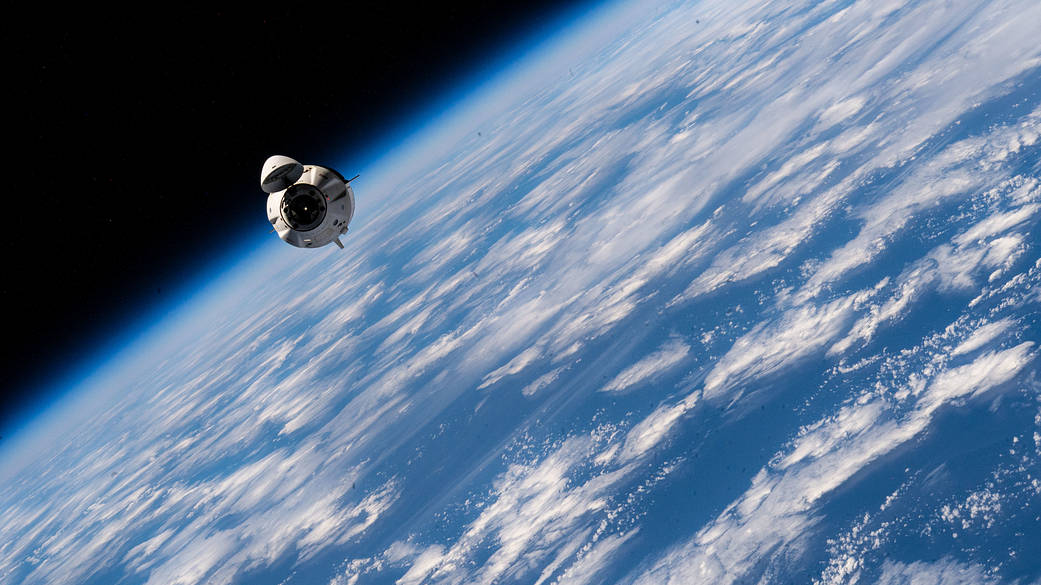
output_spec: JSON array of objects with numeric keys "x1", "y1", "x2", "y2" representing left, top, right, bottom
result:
[{"x1": 2, "y1": 1, "x2": 1039, "y2": 584}]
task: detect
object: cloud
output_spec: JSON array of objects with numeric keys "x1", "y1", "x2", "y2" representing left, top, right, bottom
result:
[
  {"x1": 386, "y1": 434, "x2": 628, "y2": 585},
  {"x1": 629, "y1": 342, "x2": 1035, "y2": 585},
  {"x1": 619, "y1": 393, "x2": 700, "y2": 462},
  {"x1": 379, "y1": 385, "x2": 699, "y2": 585},
  {"x1": 874, "y1": 558, "x2": 1000, "y2": 585},
  {"x1": 479, "y1": 346, "x2": 543, "y2": 390},
  {"x1": 800, "y1": 110, "x2": 1041, "y2": 300},
  {"x1": 703, "y1": 291, "x2": 870, "y2": 400},
  {"x1": 950, "y1": 318, "x2": 1015, "y2": 356},
  {"x1": 602, "y1": 339, "x2": 690, "y2": 393}
]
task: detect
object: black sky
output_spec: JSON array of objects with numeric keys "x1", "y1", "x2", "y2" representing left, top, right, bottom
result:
[{"x1": 3, "y1": 3, "x2": 587, "y2": 433}]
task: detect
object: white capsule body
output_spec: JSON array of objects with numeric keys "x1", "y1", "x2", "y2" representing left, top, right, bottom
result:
[{"x1": 261, "y1": 156, "x2": 355, "y2": 249}]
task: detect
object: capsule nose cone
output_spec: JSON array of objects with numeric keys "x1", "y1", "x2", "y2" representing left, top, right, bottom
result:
[{"x1": 260, "y1": 155, "x2": 304, "y2": 193}]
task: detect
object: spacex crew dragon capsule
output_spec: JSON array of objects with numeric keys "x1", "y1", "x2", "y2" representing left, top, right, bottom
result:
[{"x1": 261, "y1": 155, "x2": 356, "y2": 249}]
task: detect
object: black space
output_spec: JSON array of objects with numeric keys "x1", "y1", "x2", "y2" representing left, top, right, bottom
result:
[{"x1": 4, "y1": 3, "x2": 585, "y2": 432}]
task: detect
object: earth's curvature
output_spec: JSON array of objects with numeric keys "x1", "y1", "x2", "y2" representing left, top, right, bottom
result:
[{"x1": 2, "y1": 1, "x2": 1040, "y2": 584}]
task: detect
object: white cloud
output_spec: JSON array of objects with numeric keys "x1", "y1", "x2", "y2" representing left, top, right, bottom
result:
[
  {"x1": 553, "y1": 530, "x2": 638, "y2": 585},
  {"x1": 396, "y1": 545, "x2": 446, "y2": 585},
  {"x1": 874, "y1": 558, "x2": 1000, "y2": 585},
  {"x1": 951, "y1": 318, "x2": 1015, "y2": 356},
  {"x1": 521, "y1": 368, "x2": 563, "y2": 397},
  {"x1": 479, "y1": 346, "x2": 543, "y2": 389},
  {"x1": 630, "y1": 342, "x2": 1035, "y2": 585},
  {"x1": 704, "y1": 291, "x2": 871, "y2": 400},
  {"x1": 829, "y1": 268, "x2": 933, "y2": 356},
  {"x1": 619, "y1": 393, "x2": 700, "y2": 462},
  {"x1": 953, "y1": 203, "x2": 1040, "y2": 246},
  {"x1": 382, "y1": 385, "x2": 700, "y2": 585},
  {"x1": 818, "y1": 96, "x2": 867, "y2": 127},
  {"x1": 801, "y1": 112, "x2": 1041, "y2": 300},
  {"x1": 602, "y1": 339, "x2": 690, "y2": 393},
  {"x1": 397, "y1": 435, "x2": 625, "y2": 585}
]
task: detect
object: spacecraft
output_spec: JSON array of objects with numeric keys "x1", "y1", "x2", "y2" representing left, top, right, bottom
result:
[{"x1": 261, "y1": 155, "x2": 356, "y2": 249}]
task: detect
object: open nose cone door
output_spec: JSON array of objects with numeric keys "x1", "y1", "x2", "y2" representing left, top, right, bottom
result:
[{"x1": 261, "y1": 155, "x2": 305, "y2": 193}]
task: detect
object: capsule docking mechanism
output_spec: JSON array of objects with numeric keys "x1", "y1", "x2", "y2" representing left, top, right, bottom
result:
[{"x1": 261, "y1": 155, "x2": 356, "y2": 249}]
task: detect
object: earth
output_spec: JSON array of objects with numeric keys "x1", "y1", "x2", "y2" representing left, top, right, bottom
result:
[{"x1": 2, "y1": 1, "x2": 1040, "y2": 584}]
